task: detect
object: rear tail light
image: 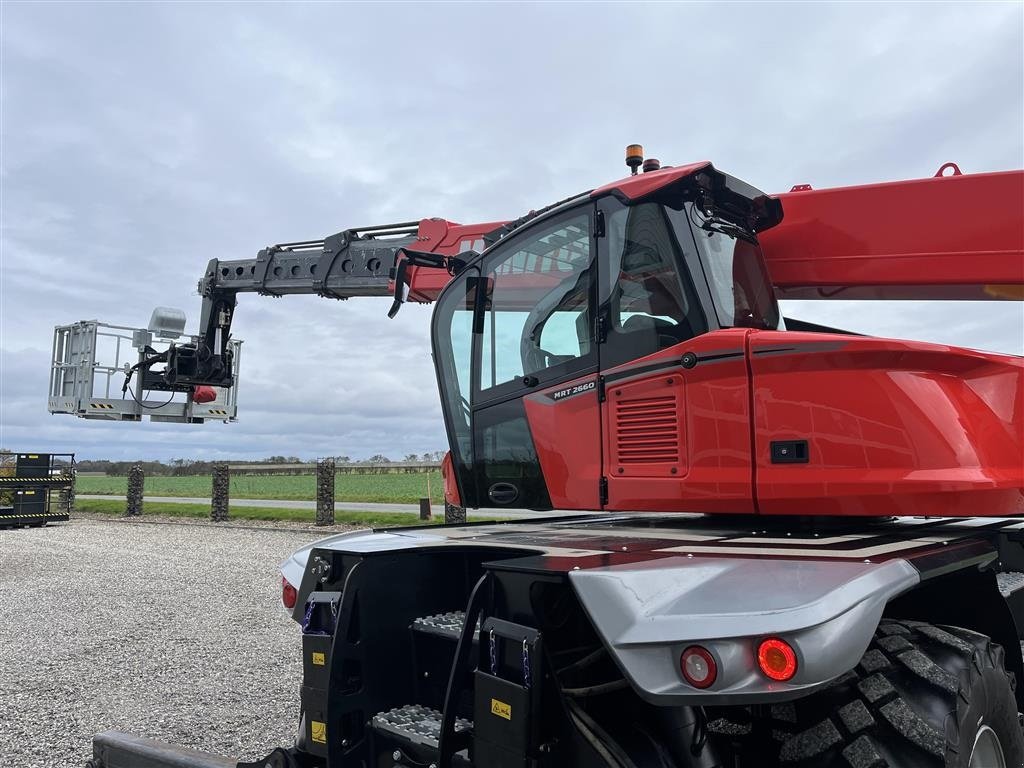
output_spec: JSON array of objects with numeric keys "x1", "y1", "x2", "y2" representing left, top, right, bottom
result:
[
  {"x1": 282, "y1": 577, "x2": 297, "y2": 610},
  {"x1": 757, "y1": 637, "x2": 797, "y2": 681},
  {"x1": 680, "y1": 646, "x2": 717, "y2": 689}
]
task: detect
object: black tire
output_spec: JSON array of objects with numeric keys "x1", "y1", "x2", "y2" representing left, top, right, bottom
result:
[{"x1": 712, "y1": 620, "x2": 1024, "y2": 767}]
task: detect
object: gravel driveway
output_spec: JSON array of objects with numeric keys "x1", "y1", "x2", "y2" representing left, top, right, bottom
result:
[{"x1": 0, "y1": 517, "x2": 345, "y2": 767}]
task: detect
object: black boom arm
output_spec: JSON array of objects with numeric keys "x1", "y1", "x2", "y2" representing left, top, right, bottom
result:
[{"x1": 129, "y1": 222, "x2": 422, "y2": 392}]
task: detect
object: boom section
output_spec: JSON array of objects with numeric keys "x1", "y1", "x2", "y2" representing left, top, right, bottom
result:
[
  {"x1": 186, "y1": 222, "x2": 448, "y2": 390},
  {"x1": 199, "y1": 221, "x2": 418, "y2": 302},
  {"x1": 761, "y1": 168, "x2": 1024, "y2": 301}
]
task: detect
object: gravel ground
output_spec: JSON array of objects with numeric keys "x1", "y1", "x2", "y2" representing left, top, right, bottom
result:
[{"x1": 0, "y1": 517, "x2": 354, "y2": 767}]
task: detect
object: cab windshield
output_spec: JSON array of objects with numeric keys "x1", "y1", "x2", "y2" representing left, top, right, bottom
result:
[{"x1": 684, "y1": 204, "x2": 782, "y2": 330}]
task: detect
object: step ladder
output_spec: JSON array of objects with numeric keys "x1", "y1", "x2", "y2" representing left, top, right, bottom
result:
[
  {"x1": 371, "y1": 704, "x2": 473, "y2": 765},
  {"x1": 369, "y1": 610, "x2": 478, "y2": 767}
]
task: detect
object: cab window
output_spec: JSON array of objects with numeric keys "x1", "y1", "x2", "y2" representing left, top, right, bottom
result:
[
  {"x1": 478, "y1": 211, "x2": 595, "y2": 395},
  {"x1": 431, "y1": 271, "x2": 479, "y2": 504},
  {"x1": 601, "y1": 203, "x2": 708, "y2": 368}
]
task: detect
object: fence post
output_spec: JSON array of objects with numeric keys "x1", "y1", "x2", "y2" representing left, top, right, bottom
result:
[
  {"x1": 59, "y1": 466, "x2": 76, "y2": 514},
  {"x1": 444, "y1": 502, "x2": 466, "y2": 525},
  {"x1": 316, "y1": 458, "x2": 335, "y2": 526},
  {"x1": 126, "y1": 464, "x2": 144, "y2": 517},
  {"x1": 211, "y1": 463, "x2": 230, "y2": 522},
  {"x1": 419, "y1": 497, "x2": 431, "y2": 521}
]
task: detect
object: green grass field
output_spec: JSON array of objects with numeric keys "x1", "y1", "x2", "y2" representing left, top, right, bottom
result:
[
  {"x1": 75, "y1": 471, "x2": 444, "y2": 504},
  {"x1": 75, "y1": 498, "x2": 444, "y2": 527}
]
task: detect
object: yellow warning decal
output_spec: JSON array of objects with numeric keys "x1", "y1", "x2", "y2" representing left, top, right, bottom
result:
[
  {"x1": 491, "y1": 699, "x2": 511, "y2": 720},
  {"x1": 312, "y1": 652, "x2": 325, "y2": 666},
  {"x1": 311, "y1": 720, "x2": 327, "y2": 744}
]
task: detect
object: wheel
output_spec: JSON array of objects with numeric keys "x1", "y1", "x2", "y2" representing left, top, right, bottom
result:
[{"x1": 711, "y1": 620, "x2": 1024, "y2": 767}]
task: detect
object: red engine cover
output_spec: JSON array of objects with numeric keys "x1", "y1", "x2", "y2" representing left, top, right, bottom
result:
[{"x1": 750, "y1": 331, "x2": 1024, "y2": 517}]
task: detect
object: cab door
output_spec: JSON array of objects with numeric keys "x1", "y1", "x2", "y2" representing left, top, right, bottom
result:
[{"x1": 469, "y1": 206, "x2": 603, "y2": 510}]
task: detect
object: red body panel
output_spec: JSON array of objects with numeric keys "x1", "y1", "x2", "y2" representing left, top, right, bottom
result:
[
  {"x1": 761, "y1": 170, "x2": 1024, "y2": 300},
  {"x1": 523, "y1": 329, "x2": 1022, "y2": 518},
  {"x1": 441, "y1": 451, "x2": 461, "y2": 507},
  {"x1": 600, "y1": 330, "x2": 756, "y2": 514},
  {"x1": 524, "y1": 379, "x2": 603, "y2": 510},
  {"x1": 749, "y1": 332, "x2": 1024, "y2": 517},
  {"x1": 404, "y1": 218, "x2": 507, "y2": 303},
  {"x1": 524, "y1": 331, "x2": 754, "y2": 513},
  {"x1": 590, "y1": 162, "x2": 710, "y2": 202}
]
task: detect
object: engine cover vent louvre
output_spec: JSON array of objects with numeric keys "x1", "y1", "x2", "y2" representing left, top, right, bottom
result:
[
  {"x1": 616, "y1": 395, "x2": 680, "y2": 464},
  {"x1": 605, "y1": 370, "x2": 688, "y2": 479},
  {"x1": 604, "y1": 372, "x2": 687, "y2": 478}
]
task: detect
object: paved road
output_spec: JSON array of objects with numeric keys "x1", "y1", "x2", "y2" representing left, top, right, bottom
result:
[{"x1": 77, "y1": 494, "x2": 588, "y2": 520}]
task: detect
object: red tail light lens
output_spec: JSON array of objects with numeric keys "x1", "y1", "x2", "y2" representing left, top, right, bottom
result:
[
  {"x1": 282, "y1": 577, "x2": 297, "y2": 610},
  {"x1": 757, "y1": 638, "x2": 797, "y2": 681},
  {"x1": 680, "y1": 646, "x2": 717, "y2": 689}
]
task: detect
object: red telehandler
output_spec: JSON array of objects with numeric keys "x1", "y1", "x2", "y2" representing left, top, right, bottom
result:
[{"x1": 89, "y1": 148, "x2": 1024, "y2": 768}]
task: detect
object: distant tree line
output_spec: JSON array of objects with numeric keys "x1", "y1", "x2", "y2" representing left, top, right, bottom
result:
[{"x1": 73, "y1": 452, "x2": 448, "y2": 476}]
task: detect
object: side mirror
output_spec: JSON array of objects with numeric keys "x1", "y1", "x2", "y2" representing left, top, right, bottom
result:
[
  {"x1": 387, "y1": 248, "x2": 476, "y2": 318},
  {"x1": 388, "y1": 258, "x2": 411, "y2": 318}
]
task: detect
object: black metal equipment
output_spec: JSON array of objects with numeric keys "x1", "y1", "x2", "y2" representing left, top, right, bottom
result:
[
  {"x1": 0, "y1": 452, "x2": 74, "y2": 528},
  {"x1": 126, "y1": 222, "x2": 421, "y2": 394}
]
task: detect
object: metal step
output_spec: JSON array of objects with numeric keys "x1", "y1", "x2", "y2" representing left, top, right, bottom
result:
[
  {"x1": 997, "y1": 571, "x2": 1024, "y2": 598},
  {"x1": 412, "y1": 611, "x2": 477, "y2": 641},
  {"x1": 370, "y1": 704, "x2": 472, "y2": 749}
]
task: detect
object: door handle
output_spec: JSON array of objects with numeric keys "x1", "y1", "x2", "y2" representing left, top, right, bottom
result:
[{"x1": 488, "y1": 483, "x2": 519, "y2": 505}]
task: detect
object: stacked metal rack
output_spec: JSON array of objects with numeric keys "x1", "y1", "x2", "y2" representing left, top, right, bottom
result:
[{"x1": 0, "y1": 453, "x2": 74, "y2": 528}]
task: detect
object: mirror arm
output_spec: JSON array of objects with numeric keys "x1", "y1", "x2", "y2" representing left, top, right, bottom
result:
[{"x1": 387, "y1": 248, "x2": 478, "y2": 318}]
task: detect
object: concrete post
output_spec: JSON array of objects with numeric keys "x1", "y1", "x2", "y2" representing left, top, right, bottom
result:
[
  {"x1": 316, "y1": 458, "x2": 335, "y2": 526},
  {"x1": 125, "y1": 465, "x2": 144, "y2": 517},
  {"x1": 211, "y1": 463, "x2": 230, "y2": 522},
  {"x1": 444, "y1": 502, "x2": 466, "y2": 525}
]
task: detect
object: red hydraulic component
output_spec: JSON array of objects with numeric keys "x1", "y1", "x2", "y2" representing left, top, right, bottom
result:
[
  {"x1": 400, "y1": 218, "x2": 507, "y2": 304},
  {"x1": 191, "y1": 386, "x2": 217, "y2": 404}
]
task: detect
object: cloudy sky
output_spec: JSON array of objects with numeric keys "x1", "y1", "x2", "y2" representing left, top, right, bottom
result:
[{"x1": 1, "y1": 2, "x2": 1022, "y2": 462}]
